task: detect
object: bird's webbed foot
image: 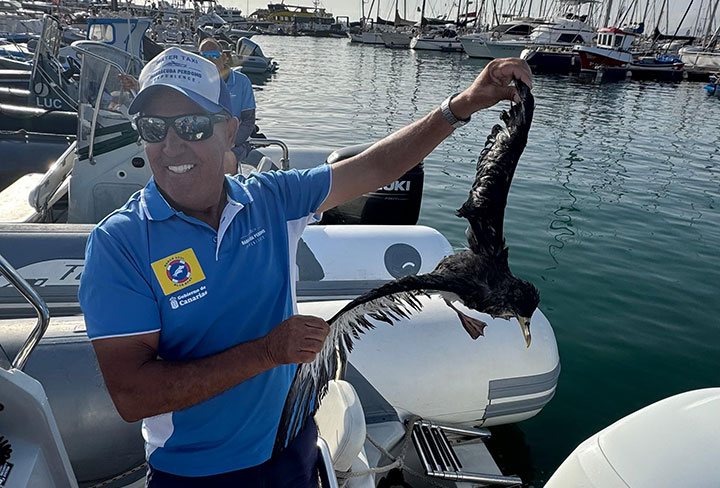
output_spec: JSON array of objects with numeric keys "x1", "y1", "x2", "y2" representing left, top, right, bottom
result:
[{"x1": 443, "y1": 298, "x2": 487, "y2": 340}]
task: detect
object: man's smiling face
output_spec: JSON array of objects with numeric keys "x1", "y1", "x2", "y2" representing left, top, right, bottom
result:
[{"x1": 142, "y1": 88, "x2": 236, "y2": 214}]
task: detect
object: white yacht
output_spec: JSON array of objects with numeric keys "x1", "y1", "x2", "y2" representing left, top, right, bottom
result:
[
  {"x1": 679, "y1": 46, "x2": 720, "y2": 72},
  {"x1": 466, "y1": 15, "x2": 594, "y2": 59},
  {"x1": 348, "y1": 20, "x2": 385, "y2": 45},
  {"x1": 410, "y1": 26, "x2": 463, "y2": 52},
  {"x1": 460, "y1": 19, "x2": 541, "y2": 58}
]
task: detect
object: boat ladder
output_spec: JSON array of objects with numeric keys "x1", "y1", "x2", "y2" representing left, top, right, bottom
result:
[{"x1": 410, "y1": 419, "x2": 523, "y2": 487}]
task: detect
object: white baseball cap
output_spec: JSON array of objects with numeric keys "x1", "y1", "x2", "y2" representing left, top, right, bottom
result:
[{"x1": 128, "y1": 47, "x2": 232, "y2": 115}]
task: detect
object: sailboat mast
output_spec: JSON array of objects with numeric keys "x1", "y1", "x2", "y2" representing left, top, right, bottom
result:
[
  {"x1": 420, "y1": 0, "x2": 426, "y2": 26},
  {"x1": 654, "y1": 0, "x2": 668, "y2": 34},
  {"x1": 663, "y1": 0, "x2": 695, "y2": 53},
  {"x1": 692, "y1": 0, "x2": 705, "y2": 36},
  {"x1": 602, "y1": 0, "x2": 613, "y2": 27},
  {"x1": 641, "y1": 0, "x2": 651, "y2": 26},
  {"x1": 703, "y1": 0, "x2": 720, "y2": 44}
]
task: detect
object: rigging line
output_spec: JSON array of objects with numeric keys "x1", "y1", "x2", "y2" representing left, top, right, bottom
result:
[
  {"x1": 617, "y1": 0, "x2": 639, "y2": 27},
  {"x1": 692, "y1": 0, "x2": 705, "y2": 36},
  {"x1": 663, "y1": 0, "x2": 695, "y2": 53}
]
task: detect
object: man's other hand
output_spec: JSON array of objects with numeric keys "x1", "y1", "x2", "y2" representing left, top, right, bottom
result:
[
  {"x1": 450, "y1": 58, "x2": 533, "y2": 119},
  {"x1": 262, "y1": 315, "x2": 330, "y2": 365},
  {"x1": 118, "y1": 73, "x2": 139, "y2": 93}
]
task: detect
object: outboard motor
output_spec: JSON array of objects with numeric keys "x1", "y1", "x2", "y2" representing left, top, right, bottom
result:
[{"x1": 322, "y1": 143, "x2": 424, "y2": 225}]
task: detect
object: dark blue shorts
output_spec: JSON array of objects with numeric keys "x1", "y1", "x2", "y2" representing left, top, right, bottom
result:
[{"x1": 146, "y1": 419, "x2": 319, "y2": 488}]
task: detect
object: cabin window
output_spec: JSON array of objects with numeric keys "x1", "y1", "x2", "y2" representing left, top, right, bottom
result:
[
  {"x1": 506, "y1": 25, "x2": 532, "y2": 35},
  {"x1": 614, "y1": 35, "x2": 623, "y2": 47},
  {"x1": 558, "y1": 33, "x2": 583, "y2": 43},
  {"x1": 88, "y1": 24, "x2": 115, "y2": 43}
]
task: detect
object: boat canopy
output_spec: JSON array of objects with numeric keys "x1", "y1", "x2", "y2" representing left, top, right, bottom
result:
[{"x1": 237, "y1": 37, "x2": 265, "y2": 57}]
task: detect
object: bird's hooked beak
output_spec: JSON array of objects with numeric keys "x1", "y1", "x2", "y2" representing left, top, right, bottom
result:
[{"x1": 517, "y1": 316, "x2": 532, "y2": 348}]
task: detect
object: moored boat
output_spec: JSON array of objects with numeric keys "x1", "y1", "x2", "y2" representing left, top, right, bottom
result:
[
  {"x1": 703, "y1": 74, "x2": 720, "y2": 96},
  {"x1": 679, "y1": 46, "x2": 720, "y2": 80},
  {"x1": 629, "y1": 55, "x2": 684, "y2": 81},
  {"x1": 522, "y1": 46, "x2": 581, "y2": 74},
  {"x1": 232, "y1": 36, "x2": 278, "y2": 74},
  {"x1": 460, "y1": 18, "x2": 541, "y2": 59},
  {"x1": 380, "y1": 30, "x2": 412, "y2": 48},
  {"x1": 410, "y1": 29, "x2": 463, "y2": 52},
  {"x1": 574, "y1": 27, "x2": 636, "y2": 81}
]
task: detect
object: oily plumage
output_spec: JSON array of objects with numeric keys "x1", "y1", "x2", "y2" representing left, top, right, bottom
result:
[{"x1": 274, "y1": 80, "x2": 538, "y2": 452}]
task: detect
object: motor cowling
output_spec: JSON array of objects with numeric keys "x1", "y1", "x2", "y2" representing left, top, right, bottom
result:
[{"x1": 322, "y1": 143, "x2": 424, "y2": 225}]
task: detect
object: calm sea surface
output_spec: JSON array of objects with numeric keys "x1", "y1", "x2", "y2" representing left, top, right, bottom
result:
[{"x1": 249, "y1": 36, "x2": 720, "y2": 486}]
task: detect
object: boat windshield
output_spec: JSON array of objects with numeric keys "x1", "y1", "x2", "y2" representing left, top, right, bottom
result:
[
  {"x1": 73, "y1": 41, "x2": 142, "y2": 158},
  {"x1": 493, "y1": 23, "x2": 515, "y2": 33}
]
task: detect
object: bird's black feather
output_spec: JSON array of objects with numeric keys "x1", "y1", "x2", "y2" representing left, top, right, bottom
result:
[
  {"x1": 457, "y1": 80, "x2": 534, "y2": 257},
  {"x1": 273, "y1": 80, "x2": 536, "y2": 454}
]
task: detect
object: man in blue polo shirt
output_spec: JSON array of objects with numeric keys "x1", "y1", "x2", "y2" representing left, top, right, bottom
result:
[
  {"x1": 79, "y1": 47, "x2": 532, "y2": 487},
  {"x1": 199, "y1": 38, "x2": 256, "y2": 166}
]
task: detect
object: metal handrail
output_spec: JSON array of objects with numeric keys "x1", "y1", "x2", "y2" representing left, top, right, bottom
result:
[
  {"x1": 0, "y1": 253, "x2": 50, "y2": 371},
  {"x1": 316, "y1": 437, "x2": 340, "y2": 488},
  {"x1": 88, "y1": 63, "x2": 112, "y2": 165},
  {"x1": 248, "y1": 138, "x2": 290, "y2": 170}
]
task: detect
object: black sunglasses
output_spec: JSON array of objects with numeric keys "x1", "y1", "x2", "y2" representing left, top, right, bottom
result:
[{"x1": 135, "y1": 113, "x2": 230, "y2": 143}]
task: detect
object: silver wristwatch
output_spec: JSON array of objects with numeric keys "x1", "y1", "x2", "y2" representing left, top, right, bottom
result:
[{"x1": 440, "y1": 92, "x2": 470, "y2": 129}]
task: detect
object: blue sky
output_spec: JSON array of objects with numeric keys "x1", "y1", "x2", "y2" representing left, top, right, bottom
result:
[{"x1": 225, "y1": 0, "x2": 713, "y2": 36}]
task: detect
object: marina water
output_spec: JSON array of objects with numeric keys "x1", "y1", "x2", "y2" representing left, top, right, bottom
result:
[{"x1": 250, "y1": 36, "x2": 720, "y2": 485}]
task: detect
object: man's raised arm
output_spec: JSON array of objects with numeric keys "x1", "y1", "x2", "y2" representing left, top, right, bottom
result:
[{"x1": 319, "y1": 58, "x2": 532, "y2": 213}]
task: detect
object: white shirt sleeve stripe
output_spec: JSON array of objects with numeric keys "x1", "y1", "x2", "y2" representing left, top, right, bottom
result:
[{"x1": 89, "y1": 328, "x2": 161, "y2": 341}]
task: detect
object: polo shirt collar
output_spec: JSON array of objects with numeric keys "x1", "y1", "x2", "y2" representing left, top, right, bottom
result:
[
  {"x1": 140, "y1": 175, "x2": 253, "y2": 222},
  {"x1": 226, "y1": 69, "x2": 236, "y2": 88}
]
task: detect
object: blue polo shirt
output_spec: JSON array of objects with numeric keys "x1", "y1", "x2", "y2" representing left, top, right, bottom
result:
[
  {"x1": 226, "y1": 68, "x2": 255, "y2": 117},
  {"x1": 79, "y1": 165, "x2": 331, "y2": 476}
]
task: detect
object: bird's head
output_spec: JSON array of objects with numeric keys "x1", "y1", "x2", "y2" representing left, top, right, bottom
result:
[
  {"x1": 484, "y1": 277, "x2": 539, "y2": 348},
  {"x1": 509, "y1": 279, "x2": 539, "y2": 348}
]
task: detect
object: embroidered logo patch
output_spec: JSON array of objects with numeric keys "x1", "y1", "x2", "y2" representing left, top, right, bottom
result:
[{"x1": 151, "y1": 248, "x2": 206, "y2": 296}]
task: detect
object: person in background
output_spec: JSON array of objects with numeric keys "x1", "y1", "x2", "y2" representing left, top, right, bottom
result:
[{"x1": 199, "y1": 38, "x2": 256, "y2": 169}]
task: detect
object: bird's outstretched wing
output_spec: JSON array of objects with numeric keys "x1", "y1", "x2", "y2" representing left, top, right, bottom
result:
[
  {"x1": 457, "y1": 80, "x2": 534, "y2": 257},
  {"x1": 273, "y1": 274, "x2": 455, "y2": 453}
]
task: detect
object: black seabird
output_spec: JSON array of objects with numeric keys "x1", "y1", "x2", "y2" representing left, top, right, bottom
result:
[{"x1": 274, "y1": 80, "x2": 539, "y2": 452}]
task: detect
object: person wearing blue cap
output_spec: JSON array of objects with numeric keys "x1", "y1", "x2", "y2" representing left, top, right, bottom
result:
[
  {"x1": 78, "y1": 46, "x2": 532, "y2": 487},
  {"x1": 198, "y1": 38, "x2": 256, "y2": 168}
]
